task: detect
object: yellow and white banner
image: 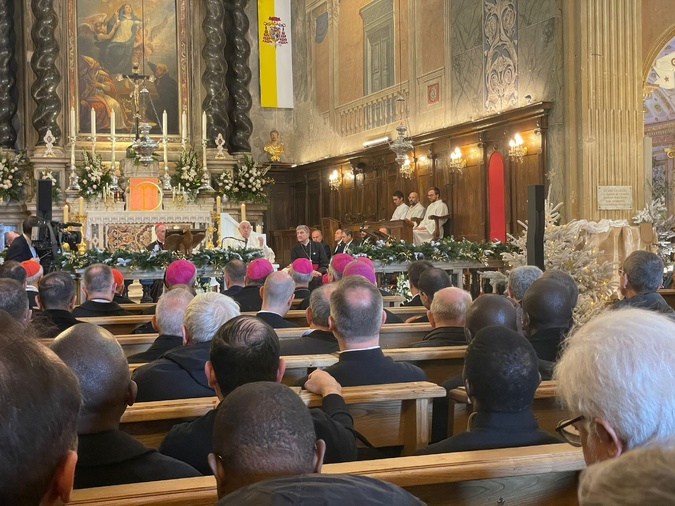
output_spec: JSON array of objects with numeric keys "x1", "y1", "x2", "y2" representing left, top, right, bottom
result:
[{"x1": 258, "y1": 0, "x2": 293, "y2": 108}]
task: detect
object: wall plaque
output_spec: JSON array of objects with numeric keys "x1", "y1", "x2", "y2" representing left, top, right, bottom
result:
[{"x1": 597, "y1": 186, "x2": 633, "y2": 210}]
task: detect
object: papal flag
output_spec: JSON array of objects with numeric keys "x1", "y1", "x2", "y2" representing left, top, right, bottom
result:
[
  {"x1": 654, "y1": 51, "x2": 675, "y2": 89},
  {"x1": 258, "y1": 0, "x2": 293, "y2": 108}
]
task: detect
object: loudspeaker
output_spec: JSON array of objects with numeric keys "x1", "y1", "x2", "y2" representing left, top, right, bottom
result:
[
  {"x1": 37, "y1": 179, "x2": 53, "y2": 221},
  {"x1": 526, "y1": 184, "x2": 545, "y2": 270}
]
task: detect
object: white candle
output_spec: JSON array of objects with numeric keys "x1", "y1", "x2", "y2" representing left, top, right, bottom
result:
[
  {"x1": 202, "y1": 111, "x2": 207, "y2": 140},
  {"x1": 90, "y1": 108, "x2": 96, "y2": 138},
  {"x1": 256, "y1": 224, "x2": 262, "y2": 234},
  {"x1": 172, "y1": 188, "x2": 176, "y2": 202},
  {"x1": 63, "y1": 204, "x2": 69, "y2": 223},
  {"x1": 78, "y1": 197, "x2": 84, "y2": 215},
  {"x1": 110, "y1": 109, "x2": 116, "y2": 166},
  {"x1": 110, "y1": 109, "x2": 115, "y2": 137},
  {"x1": 162, "y1": 110, "x2": 167, "y2": 138},
  {"x1": 240, "y1": 203, "x2": 246, "y2": 222},
  {"x1": 181, "y1": 111, "x2": 187, "y2": 142},
  {"x1": 70, "y1": 107, "x2": 76, "y2": 138},
  {"x1": 216, "y1": 196, "x2": 221, "y2": 214}
]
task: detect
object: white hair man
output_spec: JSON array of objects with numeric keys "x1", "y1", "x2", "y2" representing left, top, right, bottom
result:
[
  {"x1": 408, "y1": 287, "x2": 473, "y2": 347},
  {"x1": 256, "y1": 271, "x2": 298, "y2": 328},
  {"x1": 554, "y1": 308, "x2": 675, "y2": 464},
  {"x1": 222, "y1": 221, "x2": 275, "y2": 263},
  {"x1": 128, "y1": 288, "x2": 195, "y2": 364},
  {"x1": 132, "y1": 292, "x2": 240, "y2": 401},
  {"x1": 507, "y1": 265, "x2": 543, "y2": 303}
]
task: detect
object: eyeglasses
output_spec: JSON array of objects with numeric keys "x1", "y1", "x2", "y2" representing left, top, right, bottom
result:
[{"x1": 555, "y1": 415, "x2": 584, "y2": 447}]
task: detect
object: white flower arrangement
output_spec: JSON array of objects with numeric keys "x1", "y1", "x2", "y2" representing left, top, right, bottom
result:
[
  {"x1": 76, "y1": 151, "x2": 114, "y2": 200},
  {"x1": 171, "y1": 149, "x2": 203, "y2": 199},
  {"x1": 214, "y1": 155, "x2": 273, "y2": 203},
  {"x1": 0, "y1": 149, "x2": 31, "y2": 202}
]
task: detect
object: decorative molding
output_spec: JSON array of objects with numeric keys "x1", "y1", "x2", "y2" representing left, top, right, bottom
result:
[
  {"x1": 360, "y1": 0, "x2": 392, "y2": 24},
  {"x1": 225, "y1": 0, "x2": 253, "y2": 153},
  {"x1": 31, "y1": 0, "x2": 62, "y2": 144},
  {"x1": 483, "y1": 0, "x2": 518, "y2": 112},
  {"x1": 416, "y1": 67, "x2": 445, "y2": 112},
  {"x1": 202, "y1": 0, "x2": 230, "y2": 148},
  {"x1": 0, "y1": 0, "x2": 17, "y2": 147}
]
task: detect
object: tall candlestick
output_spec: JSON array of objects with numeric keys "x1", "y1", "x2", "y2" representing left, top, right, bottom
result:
[
  {"x1": 63, "y1": 204, "x2": 69, "y2": 223},
  {"x1": 110, "y1": 110, "x2": 116, "y2": 167},
  {"x1": 181, "y1": 111, "x2": 187, "y2": 143},
  {"x1": 162, "y1": 110, "x2": 167, "y2": 138},
  {"x1": 70, "y1": 141, "x2": 75, "y2": 168},
  {"x1": 90, "y1": 108, "x2": 96, "y2": 138},
  {"x1": 110, "y1": 109, "x2": 115, "y2": 137},
  {"x1": 216, "y1": 196, "x2": 221, "y2": 214},
  {"x1": 78, "y1": 197, "x2": 84, "y2": 215},
  {"x1": 202, "y1": 143, "x2": 208, "y2": 169},
  {"x1": 202, "y1": 111, "x2": 207, "y2": 141},
  {"x1": 240, "y1": 203, "x2": 246, "y2": 222},
  {"x1": 70, "y1": 107, "x2": 76, "y2": 138}
]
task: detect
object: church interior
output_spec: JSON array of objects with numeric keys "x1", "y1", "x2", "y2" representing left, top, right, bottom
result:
[{"x1": 3, "y1": 0, "x2": 675, "y2": 504}]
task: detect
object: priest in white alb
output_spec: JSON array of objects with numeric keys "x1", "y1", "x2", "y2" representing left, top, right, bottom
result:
[
  {"x1": 390, "y1": 190, "x2": 409, "y2": 220},
  {"x1": 222, "y1": 221, "x2": 276, "y2": 263},
  {"x1": 412, "y1": 187, "x2": 449, "y2": 245}
]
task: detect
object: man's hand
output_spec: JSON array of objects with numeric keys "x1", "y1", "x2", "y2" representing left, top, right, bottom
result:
[
  {"x1": 304, "y1": 369, "x2": 342, "y2": 397},
  {"x1": 312, "y1": 270, "x2": 322, "y2": 278}
]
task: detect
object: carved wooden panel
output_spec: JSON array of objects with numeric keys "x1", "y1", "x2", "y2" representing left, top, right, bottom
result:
[
  {"x1": 453, "y1": 162, "x2": 485, "y2": 242},
  {"x1": 510, "y1": 152, "x2": 543, "y2": 235}
]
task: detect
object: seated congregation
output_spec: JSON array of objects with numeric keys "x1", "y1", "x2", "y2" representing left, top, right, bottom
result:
[{"x1": 3, "y1": 243, "x2": 675, "y2": 504}]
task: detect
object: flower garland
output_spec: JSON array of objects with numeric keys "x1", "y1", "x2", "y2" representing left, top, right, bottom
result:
[
  {"x1": 56, "y1": 247, "x2": 263, "y2": 272},
  {"x1": 171, "y1": 149, "x2": 202, "y2": 199},
  {"x1": 214, "y1": 155, "x2": 274, "y2": 203},
  {"x1": 0, "y1": 149, "x2": 32, "y2": 203},
  {"x1": 350, "y1": 236, "x2": 515, "y2": 264},
  {"x1": 76, "y1": 151, "x2": 114, "y2": 200}
]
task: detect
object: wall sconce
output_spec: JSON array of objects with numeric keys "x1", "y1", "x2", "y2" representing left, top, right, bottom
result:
[
  {"x1": 508, "y1": 133, "x2": 527, "y2": 163},
  {"x1": 329, "y1": 170, "x2": 341, "y2": 191},
  {"x1": 399, "y1": 155, "x2": 414, "y2": 179},
  {"x1": 449, "y1": 147, "x2": 466, "y2": 173}
]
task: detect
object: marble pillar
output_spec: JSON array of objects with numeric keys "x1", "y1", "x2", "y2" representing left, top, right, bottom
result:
[
  {"x1": 562, "y1": 0, "x2": 643, "y2": 220},
  {"x1": 202, "y1": 0, "x2": 230, "y2": 147},
  {"x1": 0, "y1": 0, "x2": 17, "y2": 148}
]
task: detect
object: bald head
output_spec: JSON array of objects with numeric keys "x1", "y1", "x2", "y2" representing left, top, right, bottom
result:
[
  {"x1": 210, "y1": 382, "x2": 319, "y2": 497},
  {"x1": 465, "y1": 294, "x2": 518, "y2": 341},
  {"x1": 429, "y1": 287, "x2": 473, "y2": 327},
  {"x1": 50, "y1": 323, "x2": 133, "y2": 432},
  {"x1": 540, "y1": 269, "x2": 579, "y2": 308},
  {"x1": 261, "y1": 271, "x2": 296, "y2": 314},
  {"x1": 522, "y1": 278, "x2": 573, "y2": 333}
]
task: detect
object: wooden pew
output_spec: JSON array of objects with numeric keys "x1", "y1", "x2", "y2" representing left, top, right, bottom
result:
[
  {"x1": 77, "y1": 315, "x2": 154, "y2": 334},
  {"x1": 41, "y1": 334, "x2": 160, "y2": 357},
  {"x1": 120, "y1": 381, "x2": 446, "y2": 453},
  {"x1": 243, "y1": 306, "x2": 427, "y2": 326},
  {"x1": 69, "y1": 444, "x2": 584, "y2": 505},
  {"x1": 447, "y1": 381, "x2": 563, "y2": 437},
  {"x1": 119, "y1": 303, "x2": 155, "y2": 314},
  {"x1": 292, "y1": 294, "x2": 404, "y2": 309}
]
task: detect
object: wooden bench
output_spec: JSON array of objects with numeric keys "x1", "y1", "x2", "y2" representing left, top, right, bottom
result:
[
  {"x1": 120, "y1": 381, "x2": 446, "y2": 453},
  {"x1": 119, "y1": 303, "x2": 155, "y2": 314},
  {"x1": 291, "y1": 294, "x2": 404, "y2": 309},
  {"x1": 69, "y1": 443, "x2": 584, "y2": 505},
  {"x1": 243, "y1": 306, "x2": 427, "y2": 326},
  {"x1": 77, "y1": 315, "x2": 154, "y2": 335},
  {"x1": 447, "y1": 381, "x2": 563, "y2": 437}
]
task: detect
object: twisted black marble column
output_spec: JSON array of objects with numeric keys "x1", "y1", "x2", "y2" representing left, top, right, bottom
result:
[
  {"x1": 225, "y1": 0, "x2": 252, "y2": 153},
  {"x1": 202, "y1": 0, "x2": 230, "y2": 148},
  {"x1": 30, "y1": 0, "x2": 61, "y2": 144},
  {"x1": 0, "y1": 0, "x2": 17, "y2": 148}
]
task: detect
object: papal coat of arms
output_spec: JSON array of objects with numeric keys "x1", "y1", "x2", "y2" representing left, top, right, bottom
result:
[{"x1": 262, "y1": 16, "x2": 288, "y2": 47}]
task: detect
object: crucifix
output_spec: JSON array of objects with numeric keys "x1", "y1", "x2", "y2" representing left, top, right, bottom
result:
[{"x1": 117, "y1": 62, "x2": 155, "y2": 140}]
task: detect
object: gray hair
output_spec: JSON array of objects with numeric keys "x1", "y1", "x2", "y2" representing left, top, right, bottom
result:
[
  {"x1": 156, "y1": 288, "x2": 195, "y2": 336},
  {"x1": 430, "y1": 287, "x2": 473, "y2": 322},
  {"x1": 296, "y1": 225, "x2": 310, "y2": 234},
  {"x1": 578, "y1": 445, "x2": 675, "y2": 505},
  {"x1": 507, "y1": 265, "x2": 543, "y2": 301},
  {"x1": 622, "y1": 250, "x2": 664, "y2": 293},
  {"x1": 83, "y1": 263, "x2": 114, "y2": 294},
  {"x1": 308, "y1": 284, "x2": 336, "y2": 327},
  {"x1": 330, "y1": 276, "x2": 383, "y2": 343},
  {"x1": 290, "y1": 266, "x2": 313, "y2": 285},
  {"x1": 555, "y1": 308, "x2": 675, "y2": 451},
  {"x1": 183, "y1": 292, "x2": 240, "y2": 343},
  {"x1": 0, "y1": 278, "x2": 29, "y2": 322}
]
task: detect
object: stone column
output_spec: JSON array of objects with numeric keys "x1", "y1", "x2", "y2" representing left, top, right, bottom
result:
[
  {"x1": 30, "y1": 0, "x2": 61, "y2": 145},
  {"x1": 0, "y1": 0, "x2": 17, "y2": 148},
  {"x1": 202, "y1": 0, "x2": 230, "y2": 147},
  {"x1": 225, "y1": 0, "x2": 253, "y2": 153},
  {"x1": 562, "y1": 0, "x2": 643, "y2": 220}
]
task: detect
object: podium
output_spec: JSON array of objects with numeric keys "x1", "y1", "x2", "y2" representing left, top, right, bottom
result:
[{"x1": 360, "y1": 219, "x2": 414, "y2": 243}]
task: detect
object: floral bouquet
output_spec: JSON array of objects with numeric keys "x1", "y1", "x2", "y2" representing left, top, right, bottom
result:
[
  {"x1": 171, "y1": 149, "x2": 202, "y2": 199},
  {"x1": 76, "y1": 151, "x2": 114, "y2": 200},
  {"x1": 0, "y1": 149, "x2": 32, "y2": 203},
  {"x1": 214, "y1": 155, "x2": 274, "y2": 203}
]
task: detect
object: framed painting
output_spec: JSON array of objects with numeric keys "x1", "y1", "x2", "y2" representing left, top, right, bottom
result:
[{"x1": 67, "y1": 0, "x2": 189, "y2": 138}]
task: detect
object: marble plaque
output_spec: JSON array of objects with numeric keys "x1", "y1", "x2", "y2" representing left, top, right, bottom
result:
[{"x1": 597, "y1": 186, "x2": 633, "y2": 210}]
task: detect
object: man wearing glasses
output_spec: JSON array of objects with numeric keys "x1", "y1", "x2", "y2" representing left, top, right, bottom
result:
[
  {"x1": 611, "y1": 250, "x2": 674, "y2": 316},
  {"x1": 555, "y1": 308, "x2": 675, "y2": 464}
]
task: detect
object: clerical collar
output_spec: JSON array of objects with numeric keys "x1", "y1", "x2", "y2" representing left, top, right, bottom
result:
[
  {"x1": 301, "y1": 240, "x2": 310, "y2": 246},
  {"x1": 90, "y1": 298, "x2": 112, "y2": 303}
]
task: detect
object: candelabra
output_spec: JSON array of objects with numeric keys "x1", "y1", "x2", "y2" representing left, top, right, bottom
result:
[
  {"x1": 329, "y1": 170, "x2": 341, "y2": 191},
  {"x1": 209, "y1": 210, "x2": 221, "y2": 249},
  {"x1": 449, "y1": 147, "x2": 466, "y2": 173},
  {"x1": 68, "y1": 134, "x2": 81, "y2": 191},
  {"x1": 162, "y1": 133, "x2": 172, "y2": 190},
  {"x1": 508, "y1": 133, "x2": 527, "y2": 163},
  {"x1": 198, "y1": 139, "x2": 214, "y2": 191}
]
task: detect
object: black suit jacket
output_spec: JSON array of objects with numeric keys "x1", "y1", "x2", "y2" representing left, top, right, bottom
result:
[
  {"x1": 297, "y1": 347, "x2": 426, "y2": 387},
  {"x1": 31, "y1": 309, "x2": 81, "y2": 338},
  {"x1": 417, "y1": 411, "x2": 561, "y2": 455},
  {"x1": 75, "y1": 430, "x2": 200, "y2": 489},
  {"x1": 280, "y1": 329, "x2": 339, "y2": 355},
  {"x1": 409, "y1": 326, "x2": 466, "y2": 347},
  {"x1": 320, "y1": 240, "x2": 331, "y2": 260},
  {"x1": 127, "y1": 334, "x2": 183, "y2": 364},
  {"x1": 222, "y1": 285, "x2": 244, "y2": 297},
  {"x1": 291, "y1": 241, "x2": 329, "y2": 273},
  {"x1": 159, "y1": 394, "x2": 357, "y2": 474},
  {"x1": 71, "y1": 300, "x2": 132, "y2": 317},
  {"x1": 527, "y1": 327, "x2": 569, "y2": 362},
  {"x1": 231, "y1": 285, "x2": 263, "y2": 312},
  {"x1": 256, "y1": 311, "x2": 299, "y2": 328},
  {"x1": 401, "y1": 294, "x2": 423, "y2": 307},
  {"x1": 6, "y1": 234, "x2": 33, "y2": 262},
  {"x1": 334, "y1": 240, "x2": 345, "y2": 254},
  {"x1": 132, "y1": 341, "x2": 215, "y2": 402}
]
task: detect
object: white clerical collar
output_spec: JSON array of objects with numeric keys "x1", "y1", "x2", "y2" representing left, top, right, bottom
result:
[
  {"x1": 340, "y1": 346, "x2": 380, "y2": 354},
  {"x1": 90, "y1": 298, "x2": 112, "y2": 303}
]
